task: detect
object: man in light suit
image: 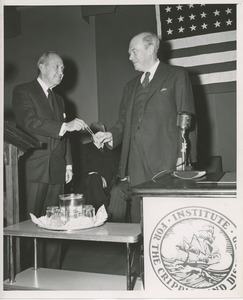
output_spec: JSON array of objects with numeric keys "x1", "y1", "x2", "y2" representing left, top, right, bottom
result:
[
  {"x1": 95, "y1": 32, "x2": 197, "y2": 223},
  {"x1": 12, "y1": 51, "x2": 86, "y2": 269}
]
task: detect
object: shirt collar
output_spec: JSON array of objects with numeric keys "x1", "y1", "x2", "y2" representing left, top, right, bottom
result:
[
  {"x1": 141, "y1": 59, "x2": 160, "y2": 83},
  {"x1": 37, "y1": 77, "x2": 51, "y2": 97}
]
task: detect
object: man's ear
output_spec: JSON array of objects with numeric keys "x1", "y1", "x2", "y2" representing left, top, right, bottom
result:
[
  {"x1": 147, "y1": 44, "x2": 155, "y2": 56},
  {"x1": 39, "y1": 63, "x2": 46, "y2": 74}
]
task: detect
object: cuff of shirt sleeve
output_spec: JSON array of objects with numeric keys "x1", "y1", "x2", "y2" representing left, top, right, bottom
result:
[
  {"x1": 66, "y1": 165, "x2": 72, "y2": 171},
  {"x1": 59, "y1": 123, "x2": 67, "y2": 137}
]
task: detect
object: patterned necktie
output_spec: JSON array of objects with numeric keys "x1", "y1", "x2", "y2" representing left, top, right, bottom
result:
[{"x1": 142, "y1": 72, "x2": 150, "y2": 88}]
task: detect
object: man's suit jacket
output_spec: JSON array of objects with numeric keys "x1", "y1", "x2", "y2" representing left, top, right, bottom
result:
[
  {"x1": 110, "y1": 62, "x2": 197, "y2": 185},
  {"x1": 12, "y1": 79, "x2": 72, "y2": 184}
]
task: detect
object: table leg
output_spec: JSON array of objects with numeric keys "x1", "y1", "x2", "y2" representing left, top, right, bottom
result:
[
  {"x1": 8, "y1": 235, "x2": 15, "y2": 283},
  {"x1": 34, "y1": 238, "x2": 38, "y2": 270},
  {"x1": 126, "y1": 243, "x2": 132, "y2": 290},
  {"x1": 140, "y1": 239, "x2": 144, "y2": 287},
  {"x1": 140, "y1": 197, "x2": 144, "y2": 288}
]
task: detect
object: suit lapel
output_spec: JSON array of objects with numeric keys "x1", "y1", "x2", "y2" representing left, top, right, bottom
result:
[
  {"x1": 33, "y1": 80, "x2": 61, "y2": 151},
  {"x1": 126, "y1": 63, "x2": 171, "y2": 118},
  {"x1": 34, "y1": 80, "x2": 63, "y2": 121},
  {"x1": 129, "y1": 77, "x2": 141, "y2": 110},
  {"x1": 145, "y1": 63, "x2": 171, "y2": 104},
  {"x1": 34, "y1": 80, "x2": 55, "y2": 117}
]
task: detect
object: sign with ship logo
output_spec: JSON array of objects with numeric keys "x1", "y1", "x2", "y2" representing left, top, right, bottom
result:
[{"x1": 143, "y1": 198, "x2": 241, "y2": 297}]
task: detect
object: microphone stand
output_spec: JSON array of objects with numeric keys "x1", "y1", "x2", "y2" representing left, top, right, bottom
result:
[
  {"x1": 180, "y1": 128, "x2": 187, "y2": 171},
  {"x1": 173, "y1": 112, "x2": 206, "y2": 179},
  {"x1": 177, "y1": 111, "x2": 191, "y2": 171}
]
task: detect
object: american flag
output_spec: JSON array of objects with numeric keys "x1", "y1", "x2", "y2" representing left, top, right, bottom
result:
[{"x1": 156, "y1": 4, "x2": 236, "y2": 93}]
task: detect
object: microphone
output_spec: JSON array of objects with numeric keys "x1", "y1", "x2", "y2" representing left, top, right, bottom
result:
[
  {"x1": 173, "y1": 112, "x2": 206, "y2": 179},
  {"x1": 176, "y1": 112, "x2": 191, "y2": 172},
  {"x1": 177, "y1": 111, "x2": 191, "y2": 130}
]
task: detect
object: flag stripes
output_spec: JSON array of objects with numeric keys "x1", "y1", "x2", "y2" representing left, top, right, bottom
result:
[
  {"x1": 165, "y1": 40, "x2": 236, "y2": 59},
  {"x1": 191, "y1": 70, "x2": 236, "y2": 85},
  {"x1": 187, "y1": 61, "x2": 236, "y2": 75},
  {"x1": 157, "y1": 4, "x2": 237, "y2": 94},
  {"x1": 168, "y1": 50, "x2": 236, "y2": 67},
  {"x1": 163, "y1": 30, "x2": 236, "y2": 50}
]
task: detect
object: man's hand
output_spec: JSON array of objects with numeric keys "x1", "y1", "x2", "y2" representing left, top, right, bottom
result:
[
  {"x1": 94, "y1": 131, "x2": 113, "y2": 148},
  {"x1": 65, "y1": 169, "x2": 73, "y2": 183},
  {"x1": 101, "y1": 176, "x2": 107, "y2": 188},
  {"x1": 65, "y1": 118, "x2": 86, "y2": 132}
]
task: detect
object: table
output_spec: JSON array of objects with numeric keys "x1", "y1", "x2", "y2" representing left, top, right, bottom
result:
[{"x1": 4, "y1": 220, "x2": 142, "y2": 290}]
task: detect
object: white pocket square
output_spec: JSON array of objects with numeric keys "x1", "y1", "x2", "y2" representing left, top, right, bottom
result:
[{"x1": 160, "y1": 88, "x2": 167, "y2": 91}]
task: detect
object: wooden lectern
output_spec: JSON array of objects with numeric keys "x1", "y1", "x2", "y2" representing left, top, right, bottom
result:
[{"x1": 4, "y1": 121, "x2": 42, "y2": 273}]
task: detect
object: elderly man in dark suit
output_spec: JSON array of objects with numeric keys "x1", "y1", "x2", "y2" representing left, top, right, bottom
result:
[
  {"x1": 12, "y1": 51, "x2": 86, "y2": 269},
  {"x1": 95, "y1": 32, "x2": 197, "y2": 223}
]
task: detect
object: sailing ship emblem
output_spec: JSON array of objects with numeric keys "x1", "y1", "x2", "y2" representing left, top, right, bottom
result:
[
  {"x1": 175, "y1": 225, "x2": 221, "y2": 267},
  {"x1": 149, "y1": 206, "x2": 236, "y2": 290}
]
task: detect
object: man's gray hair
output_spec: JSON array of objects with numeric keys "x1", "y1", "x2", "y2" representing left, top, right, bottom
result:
[
  {"x1": 142, "y1": 32, "x2": 160, "y2": 54},
  {"x1": 37, "y1": 51, "x2": 60, "y2": 73}
]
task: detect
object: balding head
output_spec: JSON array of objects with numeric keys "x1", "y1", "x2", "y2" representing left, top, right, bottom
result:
[{"x1": 128, "y1": 32, "x2": 159, "y2": 72}]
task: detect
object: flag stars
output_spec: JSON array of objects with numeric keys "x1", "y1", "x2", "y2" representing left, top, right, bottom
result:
[
  {"x1": 165, "y1": 6, "x2": 172, "y2": 13},
  {"x1": 189, "y1": 14, "x2": 196, "y2": 20},
  {"x1": 200, "y1": 12, "x2": 207, "y2": 18},
  {"x1": 226, "y1": 19, "x2": 233, "y2": 26},
  {"x1": 178, "y1": 15, "x2": 184, "y2": 22},
  {"x1": 190, "y1": 24, "x2": 197, "y2": 31},
  {"x1": 166, "y1": 17, "x2": 173, "y2": 24},
  {"x1": 214, "y1": 20, "x2": 221, "y2": 27},
  {"x1": 201, "y1": 23, "x2": 208, "y2": 30},
  {"x1": 161, "y1": 4, "x2": 235, "y2": 39},
  {"x1": 167, "y1": 28, "x2": 173, "y2": 35},
  {"x1": 178, "y1": 26, "x2": 185, "y2": 33},
  {"x1": 225, "y1": 8, "x2": 232, "y2": 15}
]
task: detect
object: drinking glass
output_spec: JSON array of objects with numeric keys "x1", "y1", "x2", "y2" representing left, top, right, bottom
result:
[
  {"x1": 46, "y1": 206, "x2": 60, "y2": 226},
  {"x1": 83, "y1": 205, "x2": 95, "y2": 218}
]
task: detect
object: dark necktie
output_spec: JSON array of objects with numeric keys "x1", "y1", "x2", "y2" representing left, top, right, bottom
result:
[
  {"x1": 141, "y1": 72, "x2": 150, "y2": 88},
  {"x1": 47, "y1": 88, "x2": 54, "y2": 112}
]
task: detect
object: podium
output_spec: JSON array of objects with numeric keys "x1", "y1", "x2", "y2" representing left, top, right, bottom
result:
[
  {"x1": 4, "y1": 121, "x2": 42, "y2": 226},
  {"x1": 4, "y1": 121, "x2": 42, "y2": 274},
  {"x1": 131, "y1": 172, "x2": 238, "y2": 297}
]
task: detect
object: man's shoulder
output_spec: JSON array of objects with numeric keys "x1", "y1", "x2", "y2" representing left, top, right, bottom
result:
[
  {"x1": 125, "y1": 63, "x2": 188, "y2": 85},
  {"x1": 126, "y1": 74, "x2": 140, "y2": 87},
  {"x1": 14, "y1": 79, "x2": 38, "y2": 92},
  {"x1": 159, "y1": 61, "x2": 188, "y2": 75}
]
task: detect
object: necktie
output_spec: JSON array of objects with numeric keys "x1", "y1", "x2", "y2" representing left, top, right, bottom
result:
[
  {"x1": 47, "y1": 88, "x2": 54, "y2": 112},
  {"x1": 142, "y1": 72, "x2": 150, "y2": 88}
]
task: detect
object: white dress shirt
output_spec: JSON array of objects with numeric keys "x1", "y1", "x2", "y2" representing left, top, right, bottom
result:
[{"x1": 140, "y1": 59, "x2": 160, "y2": 83}]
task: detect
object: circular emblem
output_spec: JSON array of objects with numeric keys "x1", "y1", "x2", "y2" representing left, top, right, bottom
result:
[{"x1": 149, "y1": 206, "x2": 236, "y2": 290}]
